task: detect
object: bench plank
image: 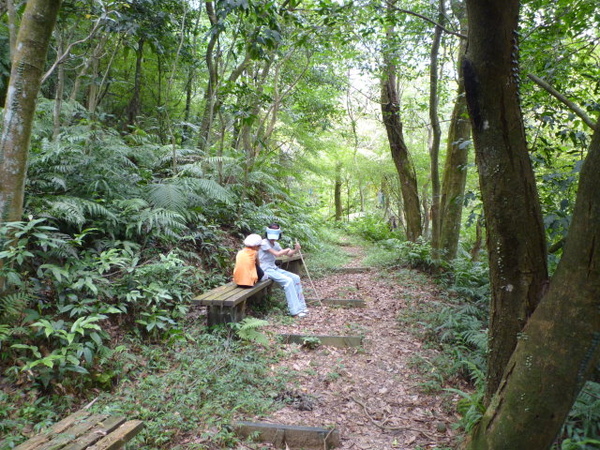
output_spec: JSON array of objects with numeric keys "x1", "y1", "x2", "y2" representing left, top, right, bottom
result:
[{"x1": 87, "y1": 420, "x2": 144, "y2": 450}]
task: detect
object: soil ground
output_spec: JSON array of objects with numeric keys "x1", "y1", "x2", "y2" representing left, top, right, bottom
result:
[{"x1": 239, "y1": 245, "x2": 462, "y2": 450}]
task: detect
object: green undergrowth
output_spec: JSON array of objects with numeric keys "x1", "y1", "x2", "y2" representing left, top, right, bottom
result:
[
  {"x1": 1, "y1": 325, "x2": 293, "y2": 449},
  {"x1": 87, "y1": 326, "x2": 292, "y2": 449}
]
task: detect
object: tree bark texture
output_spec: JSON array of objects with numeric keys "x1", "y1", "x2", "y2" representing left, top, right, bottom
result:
[
  {"x1": 0, "y1": 0, "x2": 61, "y2": 223},
  {"x1": 381, "y1": 67, "x2": 422, "y2": 242},
  {"x1": 440, "y1": 1, "x2": 469, "y2": 261},
  {"x1": 462, "y1": 0, "x2": 548, "y2": 400},
  {"x1": 465, "y1": 115, "x2": 600, "y2": 450}
]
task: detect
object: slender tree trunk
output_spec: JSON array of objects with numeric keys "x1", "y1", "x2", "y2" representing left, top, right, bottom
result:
[
  {"x1": 335, "y1": 162, "x2": 342, "y2": 221},
  {"x1": 198, "y1": 1, "x2": 219, "y2": 150},
  {"x1": 465, "y1": 115, "x2": 600, "y2": 450},
  {"x1": 125, "y1": 37, "x2": 145, "y2": 128},
  {"x1": 381, "y1": 66, "x2": 422, "y2": 241},
  {"x1": 439, "y1": 0, "x2": 470, "y2": 260},
  {"x1": 462, "y1": 0, "x2": 549, "y2": 402},
  {"x1": 429, "y1": 0, "x2": 444, "y2": 259},
  {"x1": 52, "y1": 32, "x2": 65, "y2": 141}
]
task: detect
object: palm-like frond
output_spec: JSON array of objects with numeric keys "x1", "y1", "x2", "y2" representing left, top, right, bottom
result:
[{"x1": 146, "y1": 183, "x2": 189, "y2": 212}]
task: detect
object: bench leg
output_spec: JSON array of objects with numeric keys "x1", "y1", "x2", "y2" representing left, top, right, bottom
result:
[{"x1": 206, "y1": 302, "x2": 247, "y2": 326}]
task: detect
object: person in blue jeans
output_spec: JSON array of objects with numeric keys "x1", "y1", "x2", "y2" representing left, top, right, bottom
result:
[{"x1": 258, "y1": 223, "x2": 308, "y2": 318}]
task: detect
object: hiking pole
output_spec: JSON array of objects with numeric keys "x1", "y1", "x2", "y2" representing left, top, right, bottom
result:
[{"x1": 296, "y1": 241, "x2": 323, "y2": 306}]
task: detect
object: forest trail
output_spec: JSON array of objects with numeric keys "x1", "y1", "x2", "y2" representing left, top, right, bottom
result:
[{"x1": 245, "y1": 244, "x2": 460, "y2": 449}]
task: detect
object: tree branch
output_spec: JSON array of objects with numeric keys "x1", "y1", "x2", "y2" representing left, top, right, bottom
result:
[
  {"x1": 528, "y1": 73, "x2": 597, "y2": 130},
  {"x1": 386, "y1": 1, "x2": 466, "y2": 39}
]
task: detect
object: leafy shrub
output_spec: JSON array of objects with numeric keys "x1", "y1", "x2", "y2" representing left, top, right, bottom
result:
[{"x1": 343, "y1": 214, "x2": 402, "y2": 242}]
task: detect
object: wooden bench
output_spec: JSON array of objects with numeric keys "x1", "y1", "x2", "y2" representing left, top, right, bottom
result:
[
  {"x1": 193, "y1": 254, "x2": 304, "y2": 326},
  {"x1": 276, "y1": 253, "x2": 302, "y2": 274},
  {"x1": 14, "y1": 409, "x2": 143, "y2": 450},
  {"x1": 193, "y1": 279, "x2": 274, "y2": 326}
]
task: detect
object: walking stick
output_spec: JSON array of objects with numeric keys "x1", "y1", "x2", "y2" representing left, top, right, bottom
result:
[{"x1": 296, "y1": 241, "x2": 323, "y2": 306}]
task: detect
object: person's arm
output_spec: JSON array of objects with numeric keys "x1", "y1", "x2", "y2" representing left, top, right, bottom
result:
[{"x1": 266, "y1": 241, "x2": 300, "y2": 257}]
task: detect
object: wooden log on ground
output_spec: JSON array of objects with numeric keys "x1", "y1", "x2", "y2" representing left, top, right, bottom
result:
[
  {"x1": 88, "y1": 420, "x2": 144, "y2": 450},
  {"x1": 306, "y1": 298, "x2": 366, "y2": 308},
  {"x1": 279, "y1": 334, "x2": 364, "y2": 348},
  {"x1": 235, "y1": 421, "x2": 340, "y2": 449}
]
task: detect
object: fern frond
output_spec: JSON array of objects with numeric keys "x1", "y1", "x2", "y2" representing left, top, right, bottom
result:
[
  {"x1": 173, "y1": 177, "x2": 234, "y2": 205},
  {"x1": 0, "y1": 292, "x2": 31, "y2": 324},
  {"x1": 234, "y1": 318, "x2": 270, "y2": 345},
  {"x1": 146, "y1": 183, "x2": 189, "y2": 212}
]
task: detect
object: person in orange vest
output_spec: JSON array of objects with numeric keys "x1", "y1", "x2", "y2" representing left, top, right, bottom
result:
[{"x1": 233, "y1": 234, "x2": 265, "y2": 287}]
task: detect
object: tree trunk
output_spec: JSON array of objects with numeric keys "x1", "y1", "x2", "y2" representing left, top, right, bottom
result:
[
  {"x1": 462, "y1": 0, "x2": 548, "y2": 401},
  {"x1": 429, "y1": 0, "x2": 444, "y2": 259},
  {"x1": 381, "y1": 67, "x2": 422, "y2": 242},
  {"x1": 52, "y1": 31, "x2": 64, "y2": 141},
  {"x1": 0, "y1": 0, "x2": 61, "y2": 224},
  {"x1": 0, "y1": 0, "x2": 61, "y2": 292},
  {"x1": 465, "y1": 115, "x2": 600, "y2": 450},
  {"x1": 335, "y1": 162, "x2": 342, "y2": 221},
  {"x1": 439, "y1": 0, "x2": 470, "y2": 261},
  {"x1": 125, "y1": 36, "x2": 145, "y2": 128}
]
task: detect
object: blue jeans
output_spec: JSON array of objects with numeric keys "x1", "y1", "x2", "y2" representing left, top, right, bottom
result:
[{"x1": 265, "y1": 267, "x2": 306, "y2": 315}]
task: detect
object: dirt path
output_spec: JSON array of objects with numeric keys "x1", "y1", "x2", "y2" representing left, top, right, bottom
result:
[{"x1": 249, "y1": 246, "x2": 459, "y2": 449}]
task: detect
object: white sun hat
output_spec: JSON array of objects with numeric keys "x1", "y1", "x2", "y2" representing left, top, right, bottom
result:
[{"x1": 243, "y1": 234, "x2": 263, "y2": 247}]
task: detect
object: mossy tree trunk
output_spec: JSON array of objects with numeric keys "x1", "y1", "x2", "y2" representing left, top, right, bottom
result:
[{"x1": 462, "y1": 0, "x2": 548, "y2": 402}]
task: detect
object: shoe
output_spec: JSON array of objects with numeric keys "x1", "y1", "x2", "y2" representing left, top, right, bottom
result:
[
  {"x1": 295, "y1": 312, "x2": 307, "y2": 318},
  {"x1": 302, "y1": 309, "x2": 309, "y2": 314}
]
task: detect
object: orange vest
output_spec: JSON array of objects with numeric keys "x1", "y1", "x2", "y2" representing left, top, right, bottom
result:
[{"x1": 233, "y1": 247, "x2": 258, "y2": 286}]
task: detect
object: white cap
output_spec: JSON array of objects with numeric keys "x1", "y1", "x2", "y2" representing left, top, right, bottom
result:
[{"x1": 243, "y1": 234, "x2": 262, "y2": 247}]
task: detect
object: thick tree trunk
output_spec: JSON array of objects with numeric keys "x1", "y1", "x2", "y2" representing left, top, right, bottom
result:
[
  {"x1": 465, "y1": 115, "x2": 600, "y2": 450},
  {"x1": 429, "y1": 0, "x2": 444, "y2": 259},
  {"x1": 0, "y1": 0, "x2": 61, "y2": 224},
  {"x1": 462, "y1": 0, "x2": 548, "y2": 400},
  {"x1": 0, "y1": 0, "x2": 61, "y2": 292},
  {"x1": 439, "y1": 1, "x2": 469, "y2": 261}
]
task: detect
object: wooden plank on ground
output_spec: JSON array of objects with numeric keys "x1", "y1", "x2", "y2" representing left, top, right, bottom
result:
[
  {"x1": 62, "y1": 416, "x2": 127, "y2": 450},
  {"x1": 37, "y1": 414, "x2": 110, "y2": 450},
  {"x1": 87, "y1": 420, "x2": 144, "y2": 450},
  {"x1": 15, "y1": 410, "x2": 93, "y2": 450},
  {"x1": 306, "y1": 298, "x2": 366, "y2": 308},
  {"x1": 279, "y1": 334, "x2": 364, "y2": 348},
  {"x1": 332, "y1": 267, "x2": 371, "y2": 274},
  {"x1": 235, "y1": 421, "x2": 340, "y2": 449}
]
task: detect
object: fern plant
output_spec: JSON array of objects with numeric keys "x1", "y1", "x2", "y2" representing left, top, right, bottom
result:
[{"x1": 231, "y1": 317, "x2": 270, "y2": 345}]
